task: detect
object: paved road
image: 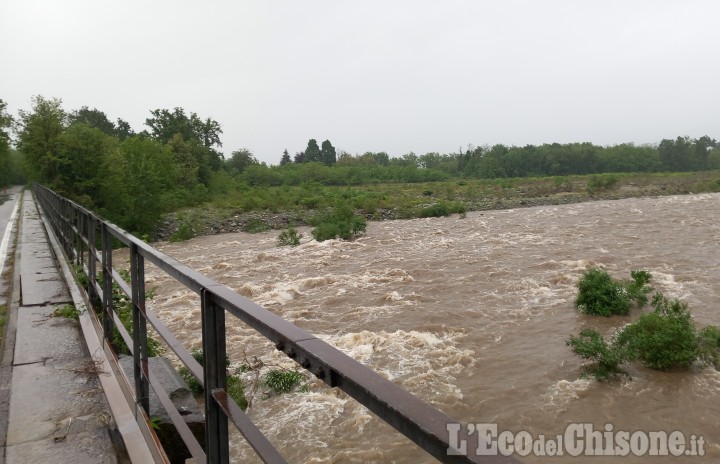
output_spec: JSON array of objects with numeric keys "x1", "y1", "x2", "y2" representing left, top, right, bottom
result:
[{"x1": 0, "y1": 186, "x2": 22, "y2": 304}]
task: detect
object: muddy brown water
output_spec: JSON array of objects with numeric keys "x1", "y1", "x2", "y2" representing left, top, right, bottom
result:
[{"x1": 136, "y1": 193, "x2": 720, "y2": 463}]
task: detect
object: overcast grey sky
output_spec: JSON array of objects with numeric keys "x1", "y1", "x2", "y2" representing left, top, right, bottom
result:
[{"x1": 1, "y1": 1, "x2": 718, "y2": 164}]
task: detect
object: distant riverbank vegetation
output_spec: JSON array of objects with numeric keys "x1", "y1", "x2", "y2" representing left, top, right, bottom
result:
[{"x1": 2, "y1": 96, "x2": 720, "y2": 239}]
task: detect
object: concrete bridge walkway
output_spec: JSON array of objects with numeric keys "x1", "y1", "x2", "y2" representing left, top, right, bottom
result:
[{"x1": 0, "y1": 191, "x2": 135, "y2": 463}]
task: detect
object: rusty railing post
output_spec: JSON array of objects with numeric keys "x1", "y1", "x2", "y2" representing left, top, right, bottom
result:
[{"x1": 202, "y1": 289, "x2": 229, "y2": 464}]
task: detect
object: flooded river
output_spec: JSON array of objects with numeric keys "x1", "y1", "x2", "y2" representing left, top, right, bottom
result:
[{"x1": 141, "y1": 193, "x2": 720, "y2": 463}]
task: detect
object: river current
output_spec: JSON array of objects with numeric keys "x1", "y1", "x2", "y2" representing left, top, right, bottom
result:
[{"x1": 139, "y1": 193, "x2": 720, "y2": 463}]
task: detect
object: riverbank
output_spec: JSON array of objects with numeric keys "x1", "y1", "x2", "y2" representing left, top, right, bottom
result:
[{"x1": 154, "y1": 170, "x2": 720, "y2": 241}]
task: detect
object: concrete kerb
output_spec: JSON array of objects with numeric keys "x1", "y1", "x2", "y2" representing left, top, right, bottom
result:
[
  {"x1": 0, "y1": 191, "x2": 23, "y2": 461},
  {"x1": 33, "y1": 192, "x2": 157, "y2": 464}
]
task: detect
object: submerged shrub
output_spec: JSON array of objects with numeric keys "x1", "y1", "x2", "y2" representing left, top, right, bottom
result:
[
  {"x1": 311, "y1": 204, "x2": 366, "y2": 241},
  {"x1": 697, "y1": 325, "x2": 720, "y2": 369},
  {"x1": 575, "y1": 268, "x2": 652, "y2": 316},
  {"x1": 566, "y1": 328, "x2": 628, "y2": 380},
  {"x1": 277, "y1": 227, "x2": 302, "y2": 246},
  {"x1": 615, "y1": 293, "x2": 697, "y2": 370},
  {"x1": 261, "y1": 369, "x2": 305, "y2": 395},
  {"x1": 571, "y1": 292, "x2": 703, "y2": 378}
]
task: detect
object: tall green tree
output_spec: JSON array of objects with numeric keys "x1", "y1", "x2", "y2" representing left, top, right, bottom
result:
[
  {"x1": 100, "y1": 136, "x2": 178, "y2": 234},
  {"x1": 658, "y1": 137, "x2": 693, "y2": 171},
  {"x1": 280, "y1": 149, "x2": 291, "y2": 166},
  {"x1": 145, "y1": 107, "x2": 222, "y2": 149},
  {"x1": 68, "y1": 106, "x2": 116, "y2": 136},
  {"x1": 145, "y1": 107, "x2": 224, "y2": 178},
  {"x1": 165, "y1": 133, "x2": 202, "y2": 189},
  {"x1": 304, "y1": 139, "x2": 321, "y2": 163},
  {"x1": 692, "y1": 135, "x2": 716, "y2": 170},
  {"x1": 56, "y1": 123, "x2": 117, "y2": 204},
  {"x1": 0, "y1": 99, "x2": 15, "y2": 187},
  {"x1": 226, "y1": 148, "x2": 259, "y2": 174},
  {"x1": 115, "y1": 118, "x2": 135, "y2": 141},
  {"x1": 320, "y1": 139, "x2": 336, "y2": 165},
  {"x1": 17, "y1": 96, "x2": 67, "y2": 182}
]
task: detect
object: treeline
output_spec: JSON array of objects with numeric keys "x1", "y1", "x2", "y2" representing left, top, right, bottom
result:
[
  {"x1": 243, "y1": 138, "x2": 719, "y2": 187},
  {"x1": 2, "y1": 95, "x2": 719, "y2": 236},
  {"x1": 2, "y1": 96, "x2": 225, "y2": 235},
  {"x1": 0, "y1": 100, "x2": 24, "y2": 187}
]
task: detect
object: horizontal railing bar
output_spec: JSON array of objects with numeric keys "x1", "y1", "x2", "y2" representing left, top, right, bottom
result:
[
  {"x1": 145, "y1": 310, "x2": 204, "y2": 386},
  {"x1": 211, "y1": 390, "x2": 288, "y2": 464}
]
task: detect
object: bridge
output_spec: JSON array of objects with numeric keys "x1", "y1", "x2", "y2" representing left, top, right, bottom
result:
[{"x1": 0, "y1": 186, "x2": 519, "y2": 463}]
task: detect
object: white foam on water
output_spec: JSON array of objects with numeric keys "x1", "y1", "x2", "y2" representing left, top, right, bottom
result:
[
  {"x1": 543, "y1": 378, "x2": 592, "y2": 408},
  {"x1": 232, "y1": 390, "x2": 349, "y2": 461},
  {"x1": 316, "y1": 329, "x2": 474, "y2": 405},
  {"x1": 652, "y1": 271, "x2": 690, "y2": 298},
  {"x1": 691, "y1": 367, "x2": 720, "y2": 398}
]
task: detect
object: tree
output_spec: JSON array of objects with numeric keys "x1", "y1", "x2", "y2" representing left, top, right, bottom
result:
[
  {"x1": 658, "y1": 137, "x2": 692, "y2": 172},
  {"x1": 166, "y1": 133, "x2": 201, "y2": 188},
  {"x1": 0, "y1": 99, "x2": 15, "y2": 187},
  {"x1": 0, "y1": 99, "x2": 13, "y2": 143},
  {"x1": 145, "y1": 107, "x2": 222, "y2": 150},
  {"x1": 68, "y1": 106, "x2": 116, "y2": 136},
  {"x1": 115, "y1": 119, "x2": 135, "y2": 141},
  {"x1": 373, "y1": 151, "x2": 390, "y2": 166},
  {"x1": 100, "y1": 136, "x2": 179, "y2": 235},
  {"x1": 293, "y1": 151, "x2": 305, "y2": 163},
  {"x1": 56, "y1": 123, "x2": 117, "y2": 204},
  {"x1": 280, "y1": 149, "x2": 291, "y2": 166},
  {"x1": 304, "y1": 139, "x2": 321, "y2": 163},
  {"x1": 692, "y1": 135, "x2": 716, "y2": 170},
  {"x1": 226, "y1": 148, "x2": 258, "y2": 173},
  {"x1": 320, "y1": 139, "x2": 336, "y2": 165},
  {"x1": 145, "y1": 108, "x2": 224, "y2": 183},
  {"x1": 419, "y1": 152, "x2": 442, "y2": 169},
  {"x1": 17, "y1": 96, "x2": 67, "y2": 182}
]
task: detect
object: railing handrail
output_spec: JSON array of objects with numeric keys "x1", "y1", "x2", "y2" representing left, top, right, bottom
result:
[{"x1": 33, "y1": 183, "x2": 518, "y2": 464}]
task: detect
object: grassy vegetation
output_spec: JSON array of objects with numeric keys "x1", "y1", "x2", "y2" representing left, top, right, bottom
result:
[
  {"x1": 260, "y1": 369, "x2": 306, "y2": 395},
  {"x1": 160, "y1": 170, "x2": 720, "y2": 241},
  {"x1": 53, "y1": 304, "x2": 80, "y2": 319}
]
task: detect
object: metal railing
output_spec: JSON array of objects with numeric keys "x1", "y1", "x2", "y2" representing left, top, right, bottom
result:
[{"x1": 34, "y1": 184, "x2": 517, "y2": 464}]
